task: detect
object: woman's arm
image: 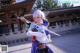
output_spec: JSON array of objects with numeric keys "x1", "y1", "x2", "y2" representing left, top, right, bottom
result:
[
  {"x1": 27, "y1": 31, "x2": 43, "y2": 37},
  {"x1": 17, "y1": 16, "x2": 31, "y2": 23},
  {"x1": 27, "y1": 23, "x2": 44, "y2": 37}
]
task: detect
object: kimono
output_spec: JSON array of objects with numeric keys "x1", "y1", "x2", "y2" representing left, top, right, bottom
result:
[{"x1": 27, "y1": 20, "x2": 53, "y2": 53}]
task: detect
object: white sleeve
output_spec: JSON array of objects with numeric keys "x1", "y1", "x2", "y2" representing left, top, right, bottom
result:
[
  {"x1": 27, "y1": 31, "x2": 43, "y2": 37},
  {"x1": 27, "y1": 23, "x2": 43, "y2": 37}
]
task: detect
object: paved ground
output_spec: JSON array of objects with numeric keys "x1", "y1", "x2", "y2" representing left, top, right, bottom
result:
[{"x1": 8, "y1": 28, "x2": 80, "y2": 53}]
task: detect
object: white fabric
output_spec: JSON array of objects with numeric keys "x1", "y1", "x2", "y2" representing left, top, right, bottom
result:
[{"x1": 27, "y1": 23, "x2": 51, "y2": 43}]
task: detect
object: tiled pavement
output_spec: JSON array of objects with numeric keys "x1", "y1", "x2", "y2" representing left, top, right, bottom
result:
[{"x1": 8, "y1": 28, "x2": 80, "y2": 53}]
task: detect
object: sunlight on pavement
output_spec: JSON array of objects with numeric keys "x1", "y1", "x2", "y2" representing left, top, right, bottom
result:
[
  {"x1": 47, "y1": 43, "x2": 67, "y2": 53},
  {"x1": 8, "y1": 43, "x2": 32, "y2": 53},
  {"x1": 8, "y1": 42, "x2": 67, "y2": 53}
]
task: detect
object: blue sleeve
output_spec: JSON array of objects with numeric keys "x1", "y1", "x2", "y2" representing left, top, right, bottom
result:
[
  {"x1": 43, "y1": 20, "x2": 49, "y2": 26},
  {"x1": 43, "y1": 20, "x2": 50, "y2": 35}
]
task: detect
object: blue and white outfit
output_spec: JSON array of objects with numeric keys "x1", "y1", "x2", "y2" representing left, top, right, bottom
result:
[
  {"x1": 27, "y1": 20, "x2": 53, "y2": 53},
  {"x1": 43, "y1": 20, "x2": 52, "y2": 42}
]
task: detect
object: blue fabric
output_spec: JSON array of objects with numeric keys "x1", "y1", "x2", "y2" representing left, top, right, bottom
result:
[
  {"x1": 43, "y1": 20, "x2": 50, "y2": 36},
  {"x1": 43, "y1": 20, "x2": 49, "y2": 26},
  {"x1": 32, "y1": 24, "x2": 44, "y2": 33},
  {"x1": 31, "y1": 40, "x2": 54, "y2": 53},
  {"x1": 45, "y1": 30, "x2": 49, "y2": 35},
  {"x1": 31, "y1": 20, "x2": 54, "y2": 53},
  {"x1": 31, "y1": 40, "x2": 39, "y2": 53}
]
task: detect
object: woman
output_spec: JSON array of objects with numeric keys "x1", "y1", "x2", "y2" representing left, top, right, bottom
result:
[
  {"x1": 18, "y1": 10, "x2": 59, "y2": 53},
  {"x1": 27, "y1": 10, "x2": 53, "y2": 53}
]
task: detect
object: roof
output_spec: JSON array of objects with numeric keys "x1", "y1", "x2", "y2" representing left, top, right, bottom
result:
[
  {"x1": 0, "y1": 0, "x2": 36, "y2": 13},
  {"x1": 47, "y1": 6, "x2": 80, "y2": 18}
]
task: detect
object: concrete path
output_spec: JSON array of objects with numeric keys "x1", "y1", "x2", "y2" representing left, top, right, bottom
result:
[{"x1": 8, "y1": 28, "x2": 80, "y2": 53}]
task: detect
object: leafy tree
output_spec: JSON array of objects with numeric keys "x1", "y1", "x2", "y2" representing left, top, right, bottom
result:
[
  {"x1": 62, "y1": 3, "x2": 74, "y2": 8},
  {"x1": 33, "y1": 0, "x2": 58, "y2": 10},
  {"x1": 36, "y1": 0, "x2": 42, "y2": 9},
  {"x1": 42, "y1": 0, "x2": 58, "y2": 10}
]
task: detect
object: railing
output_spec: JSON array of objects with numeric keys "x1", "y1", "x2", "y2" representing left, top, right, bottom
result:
[{"x1": 0, "y1": 37, "x2": 28, "y2": 46}]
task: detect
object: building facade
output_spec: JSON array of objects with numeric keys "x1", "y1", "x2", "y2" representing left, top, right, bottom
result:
[
  {"x1": 47, "y1": 7, "x2": 80, "y2": 32},
  {"x1": 0, "y1": 0, "x2": 35, "y2": 46}
]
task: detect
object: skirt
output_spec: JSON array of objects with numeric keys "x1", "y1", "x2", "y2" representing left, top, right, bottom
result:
[{"x1": 31, "y1": 40, "x2": 54, "y2": 53}]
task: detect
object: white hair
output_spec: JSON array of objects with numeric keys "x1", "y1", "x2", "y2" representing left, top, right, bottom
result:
[{"x1": 32, "y1": 10, "x2": 46, "y2": 20}]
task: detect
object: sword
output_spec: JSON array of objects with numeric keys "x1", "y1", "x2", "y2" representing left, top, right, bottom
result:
[{"x1": 19, "y1": 17, "x2": 61, "y2": 36}]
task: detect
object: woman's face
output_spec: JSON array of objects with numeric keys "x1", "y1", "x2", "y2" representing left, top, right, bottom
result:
[{"x1": 33, "y1": 17, "x2": 43, "y2": 25}]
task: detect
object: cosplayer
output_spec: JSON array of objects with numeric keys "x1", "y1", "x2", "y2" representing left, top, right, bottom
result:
[{"x1": 18, "y1": 10, "x2": 60, "y2": 53}]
